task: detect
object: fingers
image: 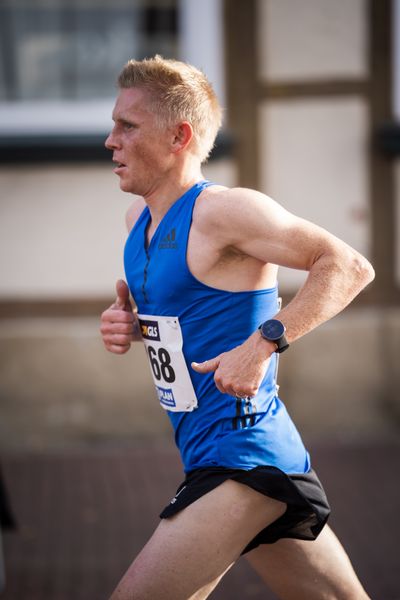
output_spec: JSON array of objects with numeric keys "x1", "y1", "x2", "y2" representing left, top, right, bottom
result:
[
  {"x1": 192, "y1": 357, "x2": 228, "y2": 394},
  {"x1": 192, "y1": 355, "x2": 260, "y2": 397},
  {"x1": 191, "y1": 357, "x2": 220, "y2": 373},
  {"x1": 100, "y1": 284, "x2": 137, "y2": 353},
  {"x1": 101, "y1": 307, "x2": 135, "y2": 325},
  {"x1": 100, "y1": 319, "x2": 135, "y2": 353},
  {"x1": 101, "y1": 314, "x2": 135, "y2": 332},
  {"x1": 212, "y1": 371, "x2": 258, "y2": 397},
  {"x1": 101, "y1": 324, "x2": 135, "y2": 343},
  {"x1": 223, "y1": 384, "x2": 259, "y2": 398},
  {"x1": 114, "y1": 279, "x2": 133, "y2": 311},
  {"x1": 105, "y1": 343, "x2": 131, "y2": 355},
  {"x1": 214, "y1": 380, "x2": 258, "y2": 397}
]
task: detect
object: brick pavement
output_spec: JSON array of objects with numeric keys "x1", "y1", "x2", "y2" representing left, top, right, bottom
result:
[{"x1": 0, "y1": 438, "x2": 399, "y2": 600}]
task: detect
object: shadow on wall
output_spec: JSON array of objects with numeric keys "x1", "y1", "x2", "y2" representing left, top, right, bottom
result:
[
  {"x1": 0, "y1": 306, "x2": 399, "y2": 452},
  {"x1": 0, "y1": 316, "x2": 170, "y2": 451}
]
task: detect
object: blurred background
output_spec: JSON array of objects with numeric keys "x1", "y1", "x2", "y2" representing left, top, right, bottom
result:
[{"x1": 0, "y1": 0, "x2": 399, "y2": 599}]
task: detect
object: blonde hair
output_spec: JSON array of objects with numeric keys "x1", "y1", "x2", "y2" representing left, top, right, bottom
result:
[{"x1": 118, "y1": 55, "x2": 222, "y2": 163}]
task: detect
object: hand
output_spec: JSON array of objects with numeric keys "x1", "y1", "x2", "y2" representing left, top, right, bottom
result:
[
  {"x1": 191, "y1": 332, "x2": 275, "y2": 397},
  {"x1": 100, "y1": 279, "x2": 140, "y2": 354}
]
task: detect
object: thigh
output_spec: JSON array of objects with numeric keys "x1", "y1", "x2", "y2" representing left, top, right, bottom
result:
[
  {"x1": 109, "y1": 478, "x2": 286, "y2": 600},
  {"x1": 245, "y1": 524, "x2": 370, "y2": 600}
]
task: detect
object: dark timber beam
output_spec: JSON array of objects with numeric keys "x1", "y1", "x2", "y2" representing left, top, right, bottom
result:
[
  {"x1": 224, "y1": 0, "x2": 259, "y2": 188},
  {"x1": 369, "y1": 0, "x2": 399, "y2": 303}
]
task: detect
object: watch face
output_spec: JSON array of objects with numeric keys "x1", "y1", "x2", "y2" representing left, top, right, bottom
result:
[{"x1": 262, "y1": 319, "x2": 285, "y2": 341}]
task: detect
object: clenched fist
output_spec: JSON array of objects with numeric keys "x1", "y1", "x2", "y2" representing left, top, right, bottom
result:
[{"x1": 100, "y1": 279, "x2": 141, "y2": 354}]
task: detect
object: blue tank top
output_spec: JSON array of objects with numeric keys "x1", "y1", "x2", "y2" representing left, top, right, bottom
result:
[{"x1": 124, "y1": 180, "x2": 310, "y2": 474}]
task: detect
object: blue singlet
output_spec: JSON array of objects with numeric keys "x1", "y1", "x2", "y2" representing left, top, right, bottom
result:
[{"x1": 124, "y1": 180, "x2": 310, "y2": 474}]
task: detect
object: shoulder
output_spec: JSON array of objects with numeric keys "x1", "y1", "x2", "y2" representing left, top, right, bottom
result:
[
  {"x1": 194, "y1": 186, "x2": 288, "y2": 233},
  {"x1": 197, "y1": 185, "x2": 279, "y2": 215},
  {"x1": 125, "y1": 196, "x2": 146, "y2": 232}
]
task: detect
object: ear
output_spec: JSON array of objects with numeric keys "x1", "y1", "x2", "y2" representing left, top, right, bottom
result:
[{"x1": 171, "y1": 121, "x2": 194, "y2": 154}]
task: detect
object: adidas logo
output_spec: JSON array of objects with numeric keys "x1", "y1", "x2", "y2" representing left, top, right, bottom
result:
[{"x1": 158, "y1": 228, "x2": 178, "y2": 249}]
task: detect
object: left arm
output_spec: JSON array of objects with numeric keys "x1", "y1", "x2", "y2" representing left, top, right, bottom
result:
[{"x1": 192, "y1": 187, "x2": 375, "y2": 397}]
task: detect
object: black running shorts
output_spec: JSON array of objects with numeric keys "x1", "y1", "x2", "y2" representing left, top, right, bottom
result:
[{"x1": 160, "y1": 466, "x2": 331, "y2": 554}]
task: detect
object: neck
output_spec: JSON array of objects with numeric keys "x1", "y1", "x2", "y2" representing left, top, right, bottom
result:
[{"x1": 144, "y1": 161, "x2": 204, "y2": 226}]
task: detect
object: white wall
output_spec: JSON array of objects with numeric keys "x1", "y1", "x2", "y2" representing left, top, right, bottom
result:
[
  {"x1": 259, "y1": 97, "x2": 370, "y2": 290},
  {"x1": 393, "y1": 0, "x2": 400, "y2": 120},
  {"x1": 0, "y1": 160, "x2": 236, "y2": 299},
  {"x1": 0, "y1": 164, "x2": 130, "y2": 298},
  {"x1": 258, "y1": 0, "x2": 367, "y2": 82},
  {"x1": 257, "y1": 0, "x2": 370, "y2": 292},
  {"x1": 179, "y1": 0, "x2": 225, "y2": 108}
]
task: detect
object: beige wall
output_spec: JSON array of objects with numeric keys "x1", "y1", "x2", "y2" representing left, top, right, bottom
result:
[
  {"x1": 257, "y1": 0, "x2": 370, "y2": 293},
  {"x1": 258, "y1": 0, "x2": 367, "y2": 82},
  {"x1": 1, "y1": 306, "x2": 398, "y2": 451},
  {"x1": 259, "y1": 97, "x2": 370, "y2": 291},
  {"x1": 0, "y1": 159, "x2": 236, "y2": 299},
  {"x1": 0, "y1": 316, "x2": 164, "y2": 450},
  {"x1": 0, "y1": 164, "x2": 130, "y2": 299}
]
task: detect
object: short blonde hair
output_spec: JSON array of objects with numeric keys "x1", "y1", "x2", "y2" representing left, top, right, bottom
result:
[{"x1": 118, "y1": 55, "x2": 222, "y2": 163}]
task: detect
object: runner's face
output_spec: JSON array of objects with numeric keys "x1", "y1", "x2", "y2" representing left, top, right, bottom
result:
[{"x1": 105, "y1": 87, "x2": 173, "y2": 196}]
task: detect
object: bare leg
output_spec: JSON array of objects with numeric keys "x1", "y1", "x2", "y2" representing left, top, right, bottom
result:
[
  {"x1": 109, "y1": 479, "x2": 286, "y2": 600},
  {"x1": 246, "y1": 523, "x2": 370, "y2": 600},
  {"x1": 187, "y1": 565, "x2": 233, "y2": 600}
]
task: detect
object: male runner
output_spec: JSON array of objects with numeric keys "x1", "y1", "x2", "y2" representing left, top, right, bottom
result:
[{"x1": 100, "y1": 55, "x2": 374, "y2": 599}]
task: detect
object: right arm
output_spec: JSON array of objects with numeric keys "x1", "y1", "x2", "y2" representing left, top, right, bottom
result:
[
  {"x1": 100, "y1": 279, "x2": 142, "y2": 354},
  {"x1": 100, "y1": 198, "x2": 146, "y2": 354}
]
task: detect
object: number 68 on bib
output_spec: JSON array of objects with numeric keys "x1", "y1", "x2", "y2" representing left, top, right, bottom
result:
[{"x1": 138, "y1": 314, "x2": 198, "y2": 412}]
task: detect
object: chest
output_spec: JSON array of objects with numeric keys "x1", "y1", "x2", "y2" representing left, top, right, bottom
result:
[
  {"x1": 125, "y1": 207, "x2": 192, "y2": 309},
  {"x1": 125, "y1": 206, "x2": 272, "y2": 310}
]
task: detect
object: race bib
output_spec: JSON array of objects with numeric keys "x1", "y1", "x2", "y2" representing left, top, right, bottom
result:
[{"x1": 138, "y1": 314, "x2": 198, "y2": 412}]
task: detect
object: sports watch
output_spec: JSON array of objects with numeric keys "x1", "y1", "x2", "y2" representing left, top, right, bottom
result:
[{"x1": 259, "y1": 319, "x2": 289, "y2": 354}]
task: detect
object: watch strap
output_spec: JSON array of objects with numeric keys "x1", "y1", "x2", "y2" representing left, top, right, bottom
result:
[
  {"x1": 275, "y1": 335, "x2": 289, "y2": 354},
  {"x1": 259, "y1": 320, "x2": 290, "y2": 354}
]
